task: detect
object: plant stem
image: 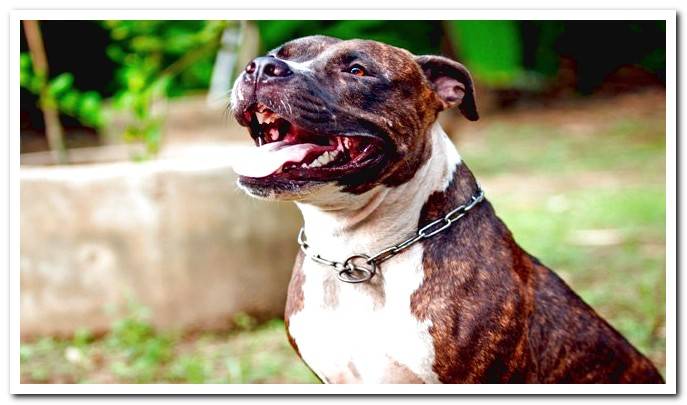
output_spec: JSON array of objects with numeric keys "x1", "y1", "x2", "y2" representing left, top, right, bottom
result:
[
  {"x1": 158, "y1": 37, "x2": 222, "y2": 80},
  {"x1": 23, "y1": 20, "x2": 67, "y2": 164}
]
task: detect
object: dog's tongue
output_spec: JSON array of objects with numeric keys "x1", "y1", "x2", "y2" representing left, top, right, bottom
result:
[{"x1": 232, "y1": 141, "x2": 317, "y2": 178}]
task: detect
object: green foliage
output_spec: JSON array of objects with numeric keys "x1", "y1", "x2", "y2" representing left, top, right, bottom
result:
[
  {"x1": 103, "y1": 20, "x2": 227, "y2": 96},
  {"x1": 104, "y1": 302, "x2": 174, "y2": 383},
  {"x1": 447, "y1": 21, "x2": 524, "y2": 88},
  {"x1": 20, "y1": 53, "x2": 43, "y2": 93},
  {"x1": 526, "y1": 22, "x2": 565, "y2": 78},
  {"x1": 20, "y1": 21, "x2": 229, "y2": 158},
  {"x1": 20, "y1": 55, "x2": 105, "y2": 128},
  {"x1": 102, "y1": 20, "x2": 229, "y2": 156}
]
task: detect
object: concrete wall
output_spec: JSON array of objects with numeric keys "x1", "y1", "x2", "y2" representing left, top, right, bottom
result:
[{"x1": 20, "y1": 145, "x2": 302, "y2": 339}]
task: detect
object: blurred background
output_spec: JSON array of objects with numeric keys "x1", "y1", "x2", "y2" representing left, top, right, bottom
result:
[{"x1": 19, "y1": 20, "x2": 666, "y2": 383}]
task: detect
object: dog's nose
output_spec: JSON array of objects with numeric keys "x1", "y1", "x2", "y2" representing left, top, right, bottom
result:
[{"x1": 245, "y1": 56, "x2": 292, "y2": 81}]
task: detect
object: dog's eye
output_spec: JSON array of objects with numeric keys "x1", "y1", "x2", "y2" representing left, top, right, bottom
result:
[{"x1": 346, "y1": 64, "x2": 367, "y2": 77}]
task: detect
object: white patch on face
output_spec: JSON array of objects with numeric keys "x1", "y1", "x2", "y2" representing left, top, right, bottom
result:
[
  {"x1": 289, "y1": 124, "x2": 462, "y2": 383},
  {"x1": 279, "y1": 45, "x2": 343, "y2": 76},
  {"x1": 229, "y1": 79, "x2": 239, "y2": 109},
  {"x1": 282, "y1": 58, "x2": 316, "y2": 73}
]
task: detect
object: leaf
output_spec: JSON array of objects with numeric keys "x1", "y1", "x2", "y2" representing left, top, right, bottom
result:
[
  {"x1": 113, "y1": 91, "x2": 135, "y2": 110},
  {"x1": 19, "y1": 69, "x2": 32, "y2": 90},
  {"x1": 125, "y1": 69, "x2": 147, "y2": 92},
  {"x1": 58, "y1": 91, "x2": 80, "y2": 115},
  {"x1": 131, "y1": 35, "x2": 163, "y2": 52},
  {"x1": 77, "y1": 92, "x2": 103, "y2": 127},
  {"x1": 20, "y1": 53, "x2": 32, "y2": 71},
  {"x1": 48, "y1": 73, "x2": 75, "y2": 98}
]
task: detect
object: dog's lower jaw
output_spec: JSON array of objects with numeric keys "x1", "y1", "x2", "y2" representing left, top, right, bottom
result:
[{"x1": 286, "y1": 124, "x2": 460, "y2": 384}]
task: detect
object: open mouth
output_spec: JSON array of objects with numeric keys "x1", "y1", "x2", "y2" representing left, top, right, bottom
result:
[{"x1": 233, "y1": 103, "x2": 385, "y2": 181}]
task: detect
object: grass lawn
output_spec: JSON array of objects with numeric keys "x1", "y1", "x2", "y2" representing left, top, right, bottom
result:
[
  {"x1": 20, "y1": 91, "x2": 667, "y2": 383},
  {"x1": 21, "y1": 315, "x2": 319, "y2": 384}
]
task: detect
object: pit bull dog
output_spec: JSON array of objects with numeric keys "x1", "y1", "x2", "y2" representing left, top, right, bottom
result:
[{"x1": 230, "y1": 35, "x2": 664, "y2": 384}]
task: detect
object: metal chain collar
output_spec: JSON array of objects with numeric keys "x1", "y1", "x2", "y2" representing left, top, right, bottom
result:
[{"x1": 297, "y1": 185, "x2": 485, "y2": 284}]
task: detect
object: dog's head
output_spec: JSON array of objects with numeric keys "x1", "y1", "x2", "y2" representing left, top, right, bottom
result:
[{"x1": 230, "y1": 35, "x2": 478, "y2": 201}]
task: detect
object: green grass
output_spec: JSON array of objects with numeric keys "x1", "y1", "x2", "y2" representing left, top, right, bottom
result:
[
  {"x1": 21, "y1": 95, "x2": 667, "y2": 383},
  {"x1": 21, "y1": 310, "x2": 319, "y2": 384},
  {"x1": 467, "y1": 118, "x2": 665, "y2": 177}
]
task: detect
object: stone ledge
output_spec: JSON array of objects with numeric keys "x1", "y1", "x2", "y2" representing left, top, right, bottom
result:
[{"x1": 20, "y1": 145, "x2": 301, "y2": 339}]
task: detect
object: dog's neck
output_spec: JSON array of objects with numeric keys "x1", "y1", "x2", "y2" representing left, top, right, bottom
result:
[{"x1": 295, "y1": 123, "x2": 464, "y2": 263}]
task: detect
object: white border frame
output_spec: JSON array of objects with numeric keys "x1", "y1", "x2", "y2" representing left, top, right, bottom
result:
[{"x1": 9, "y1": 9, "x2": 676, "y2": 395}]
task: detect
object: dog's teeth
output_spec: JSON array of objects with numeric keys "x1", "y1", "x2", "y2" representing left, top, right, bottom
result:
[
  {"x1": 343, "y1": 138, "x2": 352, "y2": 149},
  {"x1": 269, "y1": 128, "x2": 279, "y2": 141},
  {"x1": 303, "y1": 151, "x2": 338, "y2": 170},
  {"x1": 317, "y1": 153, "x2": 330, "y2": 165},
  {"x1": 256, "y1": 113, "x2": 265, "y2": 124}
]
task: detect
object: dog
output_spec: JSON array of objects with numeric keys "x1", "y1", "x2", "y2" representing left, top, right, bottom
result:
[{"x1": 229, "y1": 35, "x2": 664, "y2": 384}]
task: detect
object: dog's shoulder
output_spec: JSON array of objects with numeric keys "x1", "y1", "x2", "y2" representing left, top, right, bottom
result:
[{"x1": 410, "y1": 162, "x2": 537, "y2": 382}]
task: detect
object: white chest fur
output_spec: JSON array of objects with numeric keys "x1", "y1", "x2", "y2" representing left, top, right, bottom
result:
[
  {"x1": 288, "y1": 124, "x2": 460, "y2": 384},
  {"x1": 288, "y1": 245, "x2": 440, "y2": 383}
]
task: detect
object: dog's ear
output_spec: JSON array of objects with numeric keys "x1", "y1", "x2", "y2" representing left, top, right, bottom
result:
[{"x1": 415, "y1": 55, "x2": 479, "y2": 121}]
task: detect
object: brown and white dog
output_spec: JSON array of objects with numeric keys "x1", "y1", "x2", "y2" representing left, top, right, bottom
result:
[{"x1": 229, "y1": 35, "x2": 663, "y2": 384}]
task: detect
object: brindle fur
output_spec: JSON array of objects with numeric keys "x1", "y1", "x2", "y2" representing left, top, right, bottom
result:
[
  {"x1": 232, "y1": 36, "x2": 456, "y2": 195},
  {"x1": 412, "y1": 164, "x2": 664, "y2": 383},
  {"x1": 233, "y1": 35, "x2": 664, "y2": 384}
]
